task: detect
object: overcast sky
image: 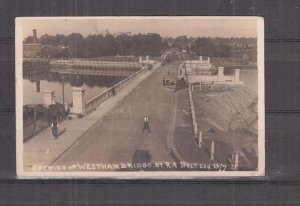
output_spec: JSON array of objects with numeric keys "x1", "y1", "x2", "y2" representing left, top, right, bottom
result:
[{"x1": 22, "y1": 17, "x2": 258, "y2": 39}]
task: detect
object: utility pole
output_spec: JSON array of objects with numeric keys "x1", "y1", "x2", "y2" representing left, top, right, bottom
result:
[{"x1": 62, "y1": 74, "x2": 65, "y2": 111}]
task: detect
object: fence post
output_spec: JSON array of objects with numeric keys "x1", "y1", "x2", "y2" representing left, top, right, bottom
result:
[
  {"x1": 234, "y1": 69, "x2": 240, "y2": 82},
  {"x1": 234, "y1": 152, "x2": 239, "y2": 170},
  {"x1": 198, "y1": 130, "x2": 202, "y2": 148},
  {"x1": 211, "y1": 141, "x2": 215, "y2": 161}
]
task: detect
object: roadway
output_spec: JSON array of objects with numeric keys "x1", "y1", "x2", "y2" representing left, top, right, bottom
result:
[{"x1": 53, "y1": 61, "x2": 184, "y2": 166}]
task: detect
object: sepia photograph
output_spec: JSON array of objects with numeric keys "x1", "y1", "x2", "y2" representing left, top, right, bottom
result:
[{"x1": 16, "y1": 17, "x2": 265, "y2": 178}]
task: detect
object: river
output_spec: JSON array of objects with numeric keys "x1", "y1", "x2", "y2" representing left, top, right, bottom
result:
[
  {"x1": 23, "y1": 68, "x2": 258, "y2": 106},
  {"x1": 239, "y1": 69, "x2": 258, "y2": 94},
  {"x1": 23, "y1": 73, "x2": 126, "y2": 106}
]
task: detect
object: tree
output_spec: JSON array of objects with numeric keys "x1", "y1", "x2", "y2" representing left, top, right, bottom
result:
[
  {"x1": 23, "y1": 36, "x2": 34, "y2": 44},
  {"x1": 67, "y1": 33, "x2": 85, "y2": 58}
]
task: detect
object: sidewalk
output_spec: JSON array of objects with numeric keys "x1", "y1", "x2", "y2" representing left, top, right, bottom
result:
[{"x1": 23, "y1": 64, "x2": 160, "y2": 170}]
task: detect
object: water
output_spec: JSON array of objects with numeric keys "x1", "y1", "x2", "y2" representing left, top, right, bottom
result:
[
  {"x1": 239, "y1": 69, "x2": 258, "y2": 94},
  {"x1": 23, "y1": 69, "x2": 258, "y2": 106},
  {"x1": 23, "y1": 73, "x2": 126, "y2": 106},
  {"x1": 224, "y1": 68, "x2": 258, "y2": 94}
]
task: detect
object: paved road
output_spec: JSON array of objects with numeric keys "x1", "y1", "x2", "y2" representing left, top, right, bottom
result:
[{"x1": 53, "y1": 62, "x2": 182, "y2": 165}]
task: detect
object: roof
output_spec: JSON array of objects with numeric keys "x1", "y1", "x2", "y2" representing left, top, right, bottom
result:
[{"x1": 23, "y1": 43, "x2": 41, "y2": 57}]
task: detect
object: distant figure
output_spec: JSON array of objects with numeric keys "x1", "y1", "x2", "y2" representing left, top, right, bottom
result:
[
  {"x1": 142, "y1": 114, "x2": 151, "y2": 133},
  {"x1": 163, "y1": 77, "x2": 166, "y2": 86},
  {"x1": 65, "y1": 103, "x2": 70, "y2": 117},
  {"x1": 51, "y1": 120, "x2": 59, "y2": 139},
  {"x1": 112, "y1": 87, "x2": 116, "y2": 96}
]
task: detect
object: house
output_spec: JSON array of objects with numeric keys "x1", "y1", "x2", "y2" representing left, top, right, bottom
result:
[{"x1": 23, "y1": 29, "x2": 41, "y2": 58}]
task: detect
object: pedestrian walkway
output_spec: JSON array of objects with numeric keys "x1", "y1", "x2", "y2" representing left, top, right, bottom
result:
[{"x1": 23, "y1": 63, "x2": 161, "y2": 170}]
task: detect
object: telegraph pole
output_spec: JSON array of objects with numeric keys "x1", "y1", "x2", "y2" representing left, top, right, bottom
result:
[{"x1": 62, "y1": 73, "x2": 65, "y2": 111}]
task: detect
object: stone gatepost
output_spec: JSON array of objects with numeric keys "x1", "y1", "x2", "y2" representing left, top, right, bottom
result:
[
  {"x1": 234, "y1": 69, "x2": 240, "y2": 82},
  {"x1": 218, "y1": 67, "x2": 225, "y2": 81},
  {"x1": 72, "y1": 87, "x2": 86, "y2": 114},
  {"x1": 42, "y1": 90, "x2": 55, "y2": 107},
  {"x1": 199, "y1": 56, "x2": 203, "y2": 63}
]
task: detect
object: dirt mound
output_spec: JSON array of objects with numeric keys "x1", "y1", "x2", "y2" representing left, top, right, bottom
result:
[
  {"x1": 193, "y1": 85, "x2": 257, "y2": 132},
  {"x1": 191, "y1": 85, "x2": 258, "y2": 170}
]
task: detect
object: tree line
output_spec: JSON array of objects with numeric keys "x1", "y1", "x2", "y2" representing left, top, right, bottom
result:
[
  {"x1": 164, "y1": 35, "x2": 256, "y2": 59},
  {"x1": 24, "y1": 31, "x2": 256, "y2": 60},
  {"x1": 24, "y1": 33, "x2": 166, "y2": 58}
]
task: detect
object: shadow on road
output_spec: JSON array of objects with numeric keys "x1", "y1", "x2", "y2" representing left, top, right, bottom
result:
[
  {"x1": 56, "y1": 128, "x2": 67, "y2": 139},
  {"x1": 175, "y1": 79, "x2": 187, "y2": 92},
  {"x1": 132, "y1": 150, "x2": 152, "y2": 164}
]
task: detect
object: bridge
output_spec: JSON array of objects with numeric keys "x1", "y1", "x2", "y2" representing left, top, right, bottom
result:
[
  {"x1": 49, "y1": 67, "x2": 138, "y2": 77},
  {"x1": 23, "y1": 57, "x2": 155, "y2": 78},
  {"x1": 23, "y1": 57, "x2": 213, "y2": 170},
  {"x1": 23, "y1": 53, "x2": 249, "y2": 172}
]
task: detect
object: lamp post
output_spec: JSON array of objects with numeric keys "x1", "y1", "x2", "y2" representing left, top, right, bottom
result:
[{"x1": 62, "y1": 73, "x2": 65, "y2": 112}]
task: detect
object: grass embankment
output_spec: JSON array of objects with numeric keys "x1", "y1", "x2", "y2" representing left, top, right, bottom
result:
[{"x1": 192, "y1": 85, "x2": 258, "y2": 170}]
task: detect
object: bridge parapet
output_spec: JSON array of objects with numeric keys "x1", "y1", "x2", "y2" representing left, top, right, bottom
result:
[
  {"x1": 84, "y1": 61, "x2": 161, "y2": 113},
  {"x1": 85, "y1": 66, "x2": 149, "y2": 113}
]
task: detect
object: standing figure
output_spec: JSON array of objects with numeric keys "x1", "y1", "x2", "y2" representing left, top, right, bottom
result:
[
  {"x1": 112, "y1": 87, "x2": 116, "y2": 96},
  {"x1": 142, "y1": 114, "x2": 151, "y2": 133},
  {"x1": 163, "y1": 77, "x2": 166, "y2": 86},
  {"x1": 51, "y1": 120, "x2": 59, "y2": 139}
]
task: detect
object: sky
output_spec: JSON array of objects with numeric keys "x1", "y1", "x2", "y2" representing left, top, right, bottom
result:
[{"x1": 21, "y1": 17, "x2": 258, "y2": 39}]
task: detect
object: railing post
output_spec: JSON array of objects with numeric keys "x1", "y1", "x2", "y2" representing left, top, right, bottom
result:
[
  {"x1": 211, "y1": 141, "x2": 215, "y2": 161},
  {"x1": 194, "y1": 122, "x2": 198, "y2": 137},
  {"x1": 234, "y1": 69, "x2": 240, "y2": 82},
  {"x1": 198, "y1": 130, "x2": 202, "y2": 148},
  {"x1": 234, "y1": 152, "x2": 239, "y2": 170}
]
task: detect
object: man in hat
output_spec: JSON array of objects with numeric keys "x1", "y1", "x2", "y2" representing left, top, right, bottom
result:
[
  {"x1": 142, "y1": 114, "x2": 151, "y2": 133},
  {"x1": 51, "y1": 119, "x2": 59, "y2": 139}
]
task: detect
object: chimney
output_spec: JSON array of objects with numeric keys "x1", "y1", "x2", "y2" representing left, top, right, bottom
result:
[{"x1": 33, "y1": 29, "x2": 37, "y2": 44}]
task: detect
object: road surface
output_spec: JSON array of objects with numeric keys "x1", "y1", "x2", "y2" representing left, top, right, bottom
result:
[{"x1": 53, "y1": 61, "x2": 183, "y2": 166}]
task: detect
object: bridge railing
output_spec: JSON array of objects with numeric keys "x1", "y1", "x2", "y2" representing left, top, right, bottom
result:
[
  {"x1": 85, "y1": 66, "x2": 149, "y2": 112},
  {"x1": 188, "y1": 85, "x2": 198, "y2": 138}
]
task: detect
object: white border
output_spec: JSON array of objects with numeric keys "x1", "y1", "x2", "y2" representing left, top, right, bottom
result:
[{"x1": 16, "y1": 16, "x2": 265, "y2": 178}]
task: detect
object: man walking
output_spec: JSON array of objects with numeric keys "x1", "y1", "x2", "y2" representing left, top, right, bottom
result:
[
  {"x1": 51, "y1": 120, "x2": 59, "y2": 139},
  {"x1": 142, "y1": 114, "x2": 151, "y2": 133}
]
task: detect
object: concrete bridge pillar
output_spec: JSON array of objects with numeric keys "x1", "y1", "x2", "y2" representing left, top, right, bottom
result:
[
  {"x1": 42, "y1": 90, "x2": 55, "y2": 107},
  {"x1": 218, "y1": 67, "x2": 225, "y2": 81},
  {"x1": 234, "y1": 69, "x2": 240, "y2": 82},
  {"x1": 72, "y1": 87, "x2": 86, "y2": 114}
]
